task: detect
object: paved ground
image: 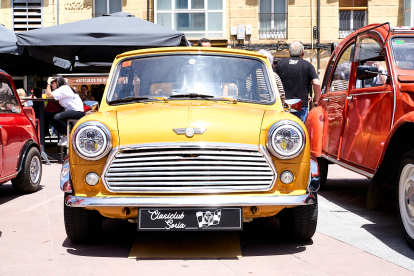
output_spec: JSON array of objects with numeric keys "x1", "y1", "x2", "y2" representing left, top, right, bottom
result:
[{"x1": 0, "y1": 160, "x2": 413, "y2": 276}]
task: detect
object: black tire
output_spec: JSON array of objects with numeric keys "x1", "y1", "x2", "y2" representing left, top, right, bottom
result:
[
  {"x1": 318, "y1": 157, "x2": 329, "y2": 190},
  {"x1": 396, "y1": 154, "x2": 414, "y2": 249},
  {"x1": 11, "y1": 147, "x2": 42, "y2": 193},
  {"x1": 279, "y1": 194, "x2": 318, "y2": 241},
  {"x1": 64, "y1": 194, "x2": 103, "y2": 243}
]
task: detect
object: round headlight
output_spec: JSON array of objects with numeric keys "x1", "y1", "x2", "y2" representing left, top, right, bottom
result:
[
  {"x1": 72, "y1": 121, "x2": 112, "y2": 161},
  {"x1": 267, "y1": 120, "x2": 305, "y2": 159}
]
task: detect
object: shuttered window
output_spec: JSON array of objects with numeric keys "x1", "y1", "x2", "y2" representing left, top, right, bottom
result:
[
  {"x1": 12, "y1": 0, "x2": 43, "y2": 32},
  {"x1": 338, "y1": 0, "x2": 367, "y2": 38}
]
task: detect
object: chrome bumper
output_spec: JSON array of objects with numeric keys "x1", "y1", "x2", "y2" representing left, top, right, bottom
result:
[{"x1": 65, "y1": 192, "x2": 316, "y2": 207}]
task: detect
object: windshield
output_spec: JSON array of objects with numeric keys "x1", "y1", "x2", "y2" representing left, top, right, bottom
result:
[
  {"x1": 391, "y1": 37, "x2": 414, "y2": 70},
  {"x1": 107, "y1": 54, "x2": 275, "y2": 104}
]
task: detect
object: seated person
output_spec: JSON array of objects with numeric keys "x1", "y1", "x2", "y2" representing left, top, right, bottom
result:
[
  {"x1": 46, "y1": 76, "x2": 85, "y2": 146},
  {"x1": 0, "y1": 81, "x2": 17, "y2": 111},
  {"x1": 80, "y1": 85, "x2": 95, "y2": 101},
  {"x1": 17, "y1": 88, "x2": 33, "y2": 107}
]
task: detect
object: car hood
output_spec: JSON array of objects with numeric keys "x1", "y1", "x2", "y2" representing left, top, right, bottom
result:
[{"x1": 116, "y1": 101, "x2": 266, "y2": 146}]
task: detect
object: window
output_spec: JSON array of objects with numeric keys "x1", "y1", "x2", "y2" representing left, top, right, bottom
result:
[
  {"x1": 321, "y1": 54, "x2": 336, "y2": 95},
  {"x1": 339, "y1": 0, "x2": 367, "y2": 38},
  {"x1": 0, "y1": 81, "x2": 20, "y2": 114},
  {"x1": 330, "y1": 44, "x2": 354, "y2": 92},
  {"x1": 155, "y1": 0, "x2": 224, "y2": 38},
  {"x1": 404, "y1": 0, "x2": 413, "y2": 26},
  {"x1": 94, "y1": 0, "x2": 122, "y2": 17},
  {"x1": 12, "y1": 0, "x2": 42, "y2": 32},
  {"x1": 108, "y1": 55, "x2": 275, "y2": 104},
  {"x1": 259, "y1": 0, "x2": 287, "y2": 39},
  {"x1": 392, "y1": 37, "x2": 414, "y2": 70}
]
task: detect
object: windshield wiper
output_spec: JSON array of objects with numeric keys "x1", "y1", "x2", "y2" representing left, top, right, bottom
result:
[
  {"x1": 108, "y1": 96, "x2": 158, "y2": 105},
  {"x1": 169, "y1": 93, "x2": 215, "y2": 99}
]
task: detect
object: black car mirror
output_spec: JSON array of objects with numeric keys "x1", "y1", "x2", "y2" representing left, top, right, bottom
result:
[{"x1": 356, "y1": 65, "x2": 379, "y2": 80}]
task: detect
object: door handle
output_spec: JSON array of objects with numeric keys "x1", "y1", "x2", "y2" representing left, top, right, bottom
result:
[
  {"x1": 346, "y1": 96, "x2": 353, "y2": 102},
  {"x1": 322, "y1": 98, "x2": 329, "y2": 102}
]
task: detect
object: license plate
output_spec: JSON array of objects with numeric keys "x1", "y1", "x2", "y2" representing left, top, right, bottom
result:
[{"x1": 138, "y1": 207, "x2": 242, "y2": 231}]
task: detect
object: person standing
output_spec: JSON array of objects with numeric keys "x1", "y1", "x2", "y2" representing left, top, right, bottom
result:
[
  {"x1": 257, "y1": 49, "x2": 285, "y2": 103},
  {"x1": 274, "y1": 41, "x2": 321, "y2": 122},
  {"x1": 92, "y1": 84, "x2": 105, "y2": 105},
  {"x1": 46, "y1": 76, "x2": 85, "y2": 146}
]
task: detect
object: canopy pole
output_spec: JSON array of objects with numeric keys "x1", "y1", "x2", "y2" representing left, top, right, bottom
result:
[
  {"x1": 147, "y1": 0, "x2": 149, "y2": 21},
  {"x1": 57, "y1": 0, "x2": 59, "y2": 25}
]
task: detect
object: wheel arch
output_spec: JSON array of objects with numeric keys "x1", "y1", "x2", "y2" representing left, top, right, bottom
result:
[
  {"x1": 305, "y1": 106, "x2": 324, "y2": 157},
  {"x1": 372, "y1": 120, "x2": 414, "y2": 188},
  {"x1": 16, "y1": 139, "x2": 40, "y2": 173}
]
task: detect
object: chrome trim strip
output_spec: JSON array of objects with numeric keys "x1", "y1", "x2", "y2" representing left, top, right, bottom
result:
[
  {"x1": 116, "y1": 150, "x2": 262, "y2": 158},
  {"x1": 108, "y1": 166, "x2": 272, "y2": 172},
  {"x1": 100, "y1": 146, "x2": 119, "y2": 190},
  {"x1": 101, "y1": 143, "x2": 277, "y2": 194},
  {"x1": 327, "y1": 94, "x2": 347, "y2": 98},
  {"x1": 119, "y1": 142, "x2": 258, "y2": 152},
  {"x1": 321, "y1": 153, "x2": 374, "y2": 178},
  {"x1": 65, "y1": 193, "x2": 315, "y2": 207},
  {"x1": 0, "y1": 172, "x2": 18, "y2": 182},
  {"x1": 350, "y1": 91, "x2": 392, "y2": 96}
]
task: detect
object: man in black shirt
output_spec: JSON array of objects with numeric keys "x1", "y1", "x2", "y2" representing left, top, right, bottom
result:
[{"x1": 274, "y1": 42, "x2": 321, "y2": 122}]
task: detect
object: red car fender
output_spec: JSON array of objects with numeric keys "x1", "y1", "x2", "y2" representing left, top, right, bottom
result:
[
  {"x1": 377, "y1": 112, "x2": 414, "y2": 166},
  {"x1": 305, "y1": 106, "x2": 324, "y2": 157}
]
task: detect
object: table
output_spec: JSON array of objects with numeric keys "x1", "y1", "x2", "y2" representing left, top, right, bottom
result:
[{"x1": 28, "y1": 98, "x2": 57, "y2": 165}]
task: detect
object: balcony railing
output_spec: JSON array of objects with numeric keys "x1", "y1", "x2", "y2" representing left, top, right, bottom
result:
[
  {"x1": 339, "y1": 10, "x2": 367, "y2": 38},
  {"x1": 259, "y1": 13, "x2": 287, "y2": 39}
]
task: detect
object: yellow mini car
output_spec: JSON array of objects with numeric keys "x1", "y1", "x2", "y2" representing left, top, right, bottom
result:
[{"x1": 60, "y1": 47, "x2": 320, "y2": 243}]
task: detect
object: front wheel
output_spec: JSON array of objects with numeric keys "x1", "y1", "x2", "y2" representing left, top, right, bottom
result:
[
  {"x1": 12, "y1": 147, "x2": 42, "y2": 193},
  {"x1": 279, "y1": 194, "x2": 318, "y2": 241},
  {"x1": 397, "y1": 155, "x2": 414, "y2": 249},
  {"x1": 64, "y1": 194, "x2": 103, "y2": 243}
]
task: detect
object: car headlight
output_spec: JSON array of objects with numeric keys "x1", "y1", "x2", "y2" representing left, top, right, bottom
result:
[
  {"x1": 72, "y1": 121, "x2": 112, "y2": 161},
  {"x1": 267, "y1": 120, "x2": 306, "y2": 159}
]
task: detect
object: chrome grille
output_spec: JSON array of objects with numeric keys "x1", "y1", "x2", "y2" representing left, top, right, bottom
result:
[{"x1": 102, "y1": 143, "x2": 276, "y2": 193}]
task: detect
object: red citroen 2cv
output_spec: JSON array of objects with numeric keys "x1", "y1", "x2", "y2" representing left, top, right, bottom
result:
[
  {"x1": 306, "y1": 23, "x2": 414, "y2": 249},
  {"x1": 0, "y1": 70, "x2": 42, "y2": 193}
]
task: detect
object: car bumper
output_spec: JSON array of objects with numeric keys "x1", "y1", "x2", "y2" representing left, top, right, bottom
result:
[{"x1": 65, "y1": 192, "x2": 316, "y2": 207}]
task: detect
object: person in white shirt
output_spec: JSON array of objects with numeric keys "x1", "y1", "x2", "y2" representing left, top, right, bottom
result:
[{"x1": 46, "y1": 76, "x2": 85, "y2": 146}]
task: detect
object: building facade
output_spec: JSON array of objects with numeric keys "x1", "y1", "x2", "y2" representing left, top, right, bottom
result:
[{"x1": 0, "y1": 0, "x2": 405, "y2": 78}]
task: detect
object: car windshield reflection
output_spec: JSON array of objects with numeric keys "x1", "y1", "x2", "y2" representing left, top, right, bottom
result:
[{"x1": 107, "y1": 55, "x2": 275, "y2": 104}]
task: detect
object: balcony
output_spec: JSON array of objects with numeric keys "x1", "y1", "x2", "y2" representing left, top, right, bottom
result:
[
  {"x1": 259, "y1": 13, "x2": 287, "y2": 39},
  {"x1": 339, "y1": 10, "x2": 367, "y2": 38}
]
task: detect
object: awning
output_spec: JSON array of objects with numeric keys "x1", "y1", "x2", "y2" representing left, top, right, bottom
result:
[{"x1": 56, "y1": 73, "x2": 109, "y2": 86}]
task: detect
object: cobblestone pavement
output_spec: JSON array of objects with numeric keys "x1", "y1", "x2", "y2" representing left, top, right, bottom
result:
[{"x1": 0, "y1": 162, "x2": 413, "y2": 276}]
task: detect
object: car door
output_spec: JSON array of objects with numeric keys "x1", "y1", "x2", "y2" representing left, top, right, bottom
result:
[
  {"x1": 322, "y1": 42, "x2": 354, "y2": 158},
  {"x1": 0, "y1": 78, "x2": 21, "y2": 177},
  {"x1": 339, "y1": 32, "x2": 393, "y2": 170}
]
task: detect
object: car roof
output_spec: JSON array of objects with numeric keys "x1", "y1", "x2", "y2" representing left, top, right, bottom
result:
[{"x1": 114, "y1": 47, "x2": 269, "y2": 63}]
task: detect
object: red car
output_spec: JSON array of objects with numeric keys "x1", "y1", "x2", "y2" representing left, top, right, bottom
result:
[
  {"x1": 306, "y1": 23, "x2": 414, "y2": 248},
  {"x1": 0, "y1": 70, "x2": 42, "y2": 193}
]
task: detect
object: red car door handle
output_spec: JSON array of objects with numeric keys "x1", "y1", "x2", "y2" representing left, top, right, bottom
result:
[{"x1": 346, "y1": 96, "x2": 353, "y2": 101}]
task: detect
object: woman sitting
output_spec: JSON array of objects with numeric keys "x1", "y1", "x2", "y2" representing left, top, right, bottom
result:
[{"x1": 46, "y1": 76, "x2": 85, "y2": 146}]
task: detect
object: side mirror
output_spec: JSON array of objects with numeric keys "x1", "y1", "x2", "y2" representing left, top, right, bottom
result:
[
  {"x1": 357, "y1": 66, "x2": 379, "y2": 80},
  {"x1": 284, "y1": 99, "x2": 302, "y2": 113}
]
